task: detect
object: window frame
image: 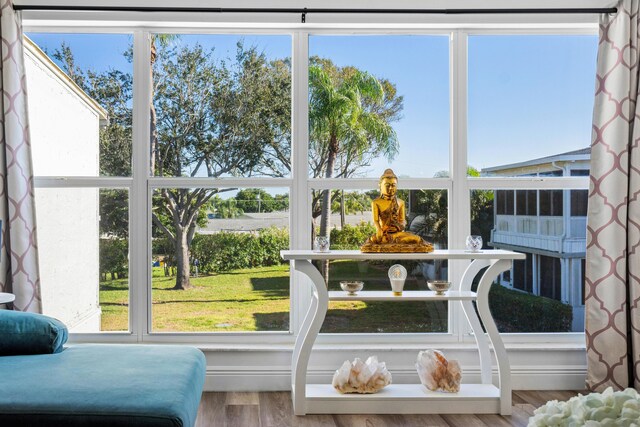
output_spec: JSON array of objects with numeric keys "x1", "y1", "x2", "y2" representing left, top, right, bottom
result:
[{"x1": 24, "y1": 21, "x2": 594, "y2": 347}]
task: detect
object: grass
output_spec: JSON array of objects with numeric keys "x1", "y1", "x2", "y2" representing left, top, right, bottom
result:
[
  {"x1": 100, "y1": 265, "x2": 290, "y2": 332},
  {"x1": 99, "y1": 261, "x2": 448, "y2": 333}
]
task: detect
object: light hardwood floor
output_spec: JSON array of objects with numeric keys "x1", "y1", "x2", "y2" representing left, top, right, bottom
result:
[{"x1": 195, "y1": 390, "x2": 583, "y2": 426}]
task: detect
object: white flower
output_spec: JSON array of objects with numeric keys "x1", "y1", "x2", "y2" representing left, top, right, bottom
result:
[{"x1": 527, "y1": 388, "x2": 640, "y2": 427}]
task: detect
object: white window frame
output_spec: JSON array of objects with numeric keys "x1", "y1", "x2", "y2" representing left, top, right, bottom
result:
[{"x1": 25, "y1": 15, "x2": 595, "y2": 348}]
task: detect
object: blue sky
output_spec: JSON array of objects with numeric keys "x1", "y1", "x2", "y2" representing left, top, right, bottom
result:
[{"x1": 26, "y1": 32, "x2": 598, "y2": 178}]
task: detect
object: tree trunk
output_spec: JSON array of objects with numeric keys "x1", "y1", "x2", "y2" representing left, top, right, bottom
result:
[
  {"x1": 150, "y1": 100, "x2": 158, "y2": 174},
  {"x1": 319, "y1": 135, "x2": 338, "y2": 284},
  {"x1": 319, "y1": 137, "x2": 338, "y2": 238},
  {"x1": 150, "y1": 38, "x2": 158, "y2": 174},
  {"x1": 340, "y1": 189, "x2": 346, "y2": 228},
  {"x1": 173, "y1": 227, "x2": 192, "y2": 290}
]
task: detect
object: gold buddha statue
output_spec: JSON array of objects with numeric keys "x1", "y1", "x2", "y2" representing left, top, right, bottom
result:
[{"x1": 361, "y1": 169, "x2": 434, "y2": 253}]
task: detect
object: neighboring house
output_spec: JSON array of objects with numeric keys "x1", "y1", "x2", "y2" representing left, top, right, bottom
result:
[
  {"x1": 25, "y1": 36, "x2": 108, "y2": 332},
  {"x1": 483, "y1": 148, "x2": 590, "y2": 332}
]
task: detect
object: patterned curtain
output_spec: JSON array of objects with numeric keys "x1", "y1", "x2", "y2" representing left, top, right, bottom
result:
[
  {"x1": 0, "y1": 0, "x2": 41, "y2": 313},
  {"x1": 586, "y1": 0, "x2": 640, "y2": 391}
]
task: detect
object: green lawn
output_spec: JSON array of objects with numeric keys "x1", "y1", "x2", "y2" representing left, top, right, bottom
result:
[{"x1": 99, "y1": 261, "x2": 448, "y2": 333}]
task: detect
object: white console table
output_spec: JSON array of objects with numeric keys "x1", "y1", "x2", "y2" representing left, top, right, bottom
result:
[{"x1": 281, "y1": 249, "x2": 525, "y2": 416}]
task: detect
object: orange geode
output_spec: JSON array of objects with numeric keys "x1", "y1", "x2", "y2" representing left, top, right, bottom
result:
[{"x1": 415, "y1": 350, "x2": 462, "y2": 393}]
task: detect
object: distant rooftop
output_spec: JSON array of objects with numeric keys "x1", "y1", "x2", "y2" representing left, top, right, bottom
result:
[{"x1": 482, "y1": 147, "x2": 591, "y2": 173}]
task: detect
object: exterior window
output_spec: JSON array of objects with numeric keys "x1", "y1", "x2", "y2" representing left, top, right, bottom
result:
[
  {"x1": 513, "y1": 254, "x2": 533, "y2": 293},
  {"x1": 496, "y1": 190, "x2": 514, "y2": 215},
  {"x1": 540, "y1": 256, "x2": 562, "y2": 301},
  {"x1": 571, "y1": 169, "x2": 590, "y2": 176},
  {"x1": 516, "y1": 190, "x2": 537, "y2": 216},
  {"x1": 571, "y1": 190, "x2": 589, "y2": 216},
  {"x1": 540, "y1": 190, "x2": 563, "y2": 216}
]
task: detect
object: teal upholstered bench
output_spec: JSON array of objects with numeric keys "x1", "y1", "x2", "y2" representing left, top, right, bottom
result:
[{"x1": 0, "y1": 344, "x2": 206, "y2": 426}]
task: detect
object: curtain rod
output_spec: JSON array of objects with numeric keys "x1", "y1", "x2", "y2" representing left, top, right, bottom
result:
[{"x1": 12, "y1": 5, "x2": 618, "y2": 15}]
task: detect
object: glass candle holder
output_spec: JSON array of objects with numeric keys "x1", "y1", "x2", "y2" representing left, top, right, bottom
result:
[
  {"x1": 465, "y1": 235, "x2": 483, "y2": 252},
  {"x1": 314, "y1": 236, "x2": 330, "y2": 252}
]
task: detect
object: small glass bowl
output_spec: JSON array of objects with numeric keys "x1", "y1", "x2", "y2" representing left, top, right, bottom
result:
[
  {"x1": 340, "y1": 281, "x2": 364, "y2": 295},
  {"x1": 427, "y1": 280, "x2": 451, "y2": 295}
]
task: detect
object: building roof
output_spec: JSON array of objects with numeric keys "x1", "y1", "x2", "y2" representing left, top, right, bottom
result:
[
  {"x1": 23, "y1": 36, "x2": 108, "y2": 122},
  {"x1": 482, "y1": 147, "x2": 591, "y2": 173}
]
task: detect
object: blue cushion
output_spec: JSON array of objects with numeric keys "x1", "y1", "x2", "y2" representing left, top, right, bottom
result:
[
  {"x1": 0, "y1": 310, "x2": 68, "y2": 355},
  {"x1": 0, "y1": 344, "x2": 206, "y2": 427}
]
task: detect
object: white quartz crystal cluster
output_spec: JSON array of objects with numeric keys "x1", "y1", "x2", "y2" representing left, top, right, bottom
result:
[
  {"x1": 528, "y1": 387, "x2": 640, "y2": 427},
  {"x1": 415, "y1": 349, "x2": 462, "y2": 393},
  {"x1": 332, "y1": 356, "x2": 392, "y2": 394}
]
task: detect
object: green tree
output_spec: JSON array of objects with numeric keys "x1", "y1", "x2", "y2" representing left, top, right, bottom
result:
[
  {"x1": 308, "y1": 59, "x2": 401, "y2": 258},
  {"x1": 53, "y1": 44, "x2": 132, "y2": 239},
  {"x1": 234, "y1": 188, "x2": 288, "y2": 213},
  {"x1": 409, "y1": 167, "x2": 494, "y2": 248},
  {"x1": 468, "y1": 167, "x2": 494, "y2": 248},
  {"x1": 152, "y1": 42, "x2": 291, "y2": 289},
  {"x1": 209, "y1": 196, "x2": 244, "y2": 219}
]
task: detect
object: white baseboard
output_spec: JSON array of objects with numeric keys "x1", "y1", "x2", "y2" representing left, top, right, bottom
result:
[
  {"x1": 203, "y1": 365, "x2": 586, "y2": 392},
  {"x1": 200, "y1": 346, "x2": 587, "y2": 392}
]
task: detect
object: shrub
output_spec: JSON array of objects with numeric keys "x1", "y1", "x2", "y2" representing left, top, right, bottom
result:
[
  {"x1": 257, "y1": 227, "x2": 290, "y2": 266},
  {"x1": 190, "y1": 227, "x2": 289, "y2": 273},
  {"x1": 488, "y1": 284, "x2": 573, "y2": 332},
  {"x1": 100, "y1": 238, "x2": 128, "y2": 280},
  {"x1": 329, "y1": 222, "x2": 376, "y2": 250}
]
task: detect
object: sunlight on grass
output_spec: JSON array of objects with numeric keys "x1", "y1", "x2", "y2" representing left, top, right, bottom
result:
[
  {"x1": 99, "y1": 265, "x2": 290, "y2": 332},
  {"x1": 100, "y1": 261, "x2": 448, "y2": 333}
]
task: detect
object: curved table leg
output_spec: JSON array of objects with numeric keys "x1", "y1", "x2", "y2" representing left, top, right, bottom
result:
[
  {"x1": 476, "y1": 259, "x2": 513, "y2": 415},
  {"x1": 459, "y1": 259, "x2": 492, "y2": 385},
  {"x1": 291, "y1": 260, "x2": 329, "y2": 415}
]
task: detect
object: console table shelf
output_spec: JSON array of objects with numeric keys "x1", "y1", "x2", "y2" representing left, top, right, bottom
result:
[
  {"x1": 328, "y1": 290, "x2": 477, "y2": 301},
  {"x1": 303, "y1": 384, "x2": 500, "y2": 414},
  {"x1": 281, "y1": 249, "x2": 525, "y2": 416}
]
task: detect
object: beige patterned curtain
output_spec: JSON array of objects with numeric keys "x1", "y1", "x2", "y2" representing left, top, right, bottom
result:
[
  {"x1": 586, "y1": 0, "x2": 640, "y2": 391},
  {"x1": 0, "y1": 0, "x2": 41, "y2": 313}
]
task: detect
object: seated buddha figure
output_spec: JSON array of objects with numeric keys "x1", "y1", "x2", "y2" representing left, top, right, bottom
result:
[{"x1": 361, "y1": 169, "x2": 433, "y2": 253}]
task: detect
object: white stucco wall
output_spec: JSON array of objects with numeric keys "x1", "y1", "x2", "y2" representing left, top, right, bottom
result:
[
  {"x1": 34, "y1": 188, "x2": 100, "y2": 331},
  {"x1": 25, "y1": 38, "x2": 105, "y2": 331}
]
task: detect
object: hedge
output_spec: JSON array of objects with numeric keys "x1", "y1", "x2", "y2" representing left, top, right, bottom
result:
[
  {"x1": 152, "y1": 222, "x2": 384, "y2": 274},
  {"x1": 488, "y1": 284, "x2": 573, "y2": 332},
  {"x1": 190, "y1": 227, "x2": 289, "y2": 273},
  {"x1": 329, "y1": 222, "x2": 376, "y2": 250}
]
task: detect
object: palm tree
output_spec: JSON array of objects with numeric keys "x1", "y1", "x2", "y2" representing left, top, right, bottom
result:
[{"x1": 309, "y1": 64, "x2": 399, "y2": 282}]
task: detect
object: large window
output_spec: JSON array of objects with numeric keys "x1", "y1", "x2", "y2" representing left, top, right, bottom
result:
[
  {"x1": 27, "y1": 33, "x2": 132, "y2": 333},
  {"x1": 147, "y1": 34, "x2": 292, "y2": 333},
  {"x1": 151, "y1": 187, "x2": 290, "y2": 332},
  {"x1": 468, "y1": 34, "x2": 595, "y2": 335},
  {"x1": 308, "y1": 35, "x2": 450, "y2": 178},
  {"x1": 24, "y1": 25, "x2": 596, "y2": 342}
]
